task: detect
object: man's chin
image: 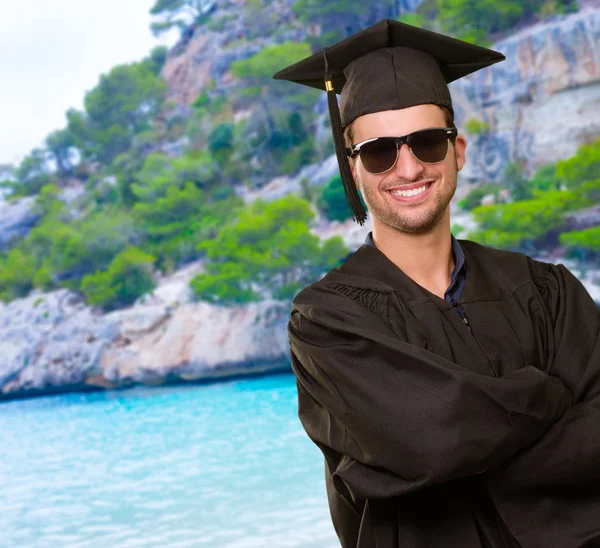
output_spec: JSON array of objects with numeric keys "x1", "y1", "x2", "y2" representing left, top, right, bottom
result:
[{"x1": 382, "y1": 211, "x2": 449, "y2": 235}]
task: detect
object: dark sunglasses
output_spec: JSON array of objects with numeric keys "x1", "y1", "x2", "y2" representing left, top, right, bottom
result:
[{"x1": 345, "y1": 127, "x2": 458, "y2": 174}]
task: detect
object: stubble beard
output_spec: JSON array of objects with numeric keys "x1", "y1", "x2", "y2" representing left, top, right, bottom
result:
[{"x1": 356, "y1": 157, "x2": 458, "y2": 235}]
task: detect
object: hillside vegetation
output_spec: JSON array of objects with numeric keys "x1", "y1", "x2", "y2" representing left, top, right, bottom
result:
[{"x1": 0, "y1": 0, "x2": 596, "y2": 310}]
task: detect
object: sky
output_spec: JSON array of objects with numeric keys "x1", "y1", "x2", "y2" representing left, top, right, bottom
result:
[{"x1": 0, "y1": 0, "x2": 179, "y2": 166}]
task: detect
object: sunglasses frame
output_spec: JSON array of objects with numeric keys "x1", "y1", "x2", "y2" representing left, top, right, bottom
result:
[{"x1": 345, "y1": 127, "x2": 459, "y2": 174}]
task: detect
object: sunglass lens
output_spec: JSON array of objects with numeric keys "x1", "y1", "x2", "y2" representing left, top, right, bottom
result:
[
  {"x1": 409, "y1": 129, "x2": 449, "y2": 163},
  {"x1": 360, "y1": 140, "x2": 398, "y2": 174}
]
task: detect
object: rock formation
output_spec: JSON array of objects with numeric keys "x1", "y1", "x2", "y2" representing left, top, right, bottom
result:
[
  {"x1": 0, "y1": 196, "x2": 40, "y2": 250},
  {"x1": 452, "y1": 8, "x2": 600, "y2": 182},
  {"x1": 2, "y1": 6, "x2": 600, "y2": 401},
  {"x1": 0, "y1": 269, "x2": 291, "y2": 401}
]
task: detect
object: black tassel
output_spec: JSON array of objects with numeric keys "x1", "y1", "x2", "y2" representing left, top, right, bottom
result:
[{"x1": 323, "y1": 49, "x2": 367, "y2": 226}]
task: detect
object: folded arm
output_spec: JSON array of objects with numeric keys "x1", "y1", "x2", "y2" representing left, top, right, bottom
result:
[
  {"x1": 288, "y1": 290, "x2": 571, "y2": 501},
  {"x1": 486, "y1": 261, "x2": 600, "y2": 489}
]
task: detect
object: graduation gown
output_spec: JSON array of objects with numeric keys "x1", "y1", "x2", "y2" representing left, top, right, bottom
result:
[{"x1": 287, "y1": 239, "x2": 600, "y2": 548}]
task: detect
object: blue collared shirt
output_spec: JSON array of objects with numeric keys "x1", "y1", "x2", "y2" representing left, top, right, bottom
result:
[{"x1": 364, "y1": 232, "x2": 469, "y2": 325}]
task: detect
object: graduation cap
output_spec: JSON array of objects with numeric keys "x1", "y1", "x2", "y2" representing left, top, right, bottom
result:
[{"x1": 273, "y1": 19, "x2": 505, "y2": 225}]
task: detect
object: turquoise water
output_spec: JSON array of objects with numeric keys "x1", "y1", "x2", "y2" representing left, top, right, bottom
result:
[{"x1": 0, "y1": 374, "x2": 340, "y2": 547}]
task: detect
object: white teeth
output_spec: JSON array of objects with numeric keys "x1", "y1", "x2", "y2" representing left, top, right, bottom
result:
[{"x1": 390, "y1": 185, "x2": 427, "y2": 197}]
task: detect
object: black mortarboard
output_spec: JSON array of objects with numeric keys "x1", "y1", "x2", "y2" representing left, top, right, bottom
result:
[{"x1": 273, "y1": 19, "x2": 505, "y2": 225}]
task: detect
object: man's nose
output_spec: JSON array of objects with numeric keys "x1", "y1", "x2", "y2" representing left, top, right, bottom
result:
[{"x1": 392, "y1": 143, "x2": 425, "y2": 180}]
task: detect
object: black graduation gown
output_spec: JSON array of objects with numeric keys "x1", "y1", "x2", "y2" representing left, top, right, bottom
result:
[{"x1": 287, "y1": 239, "x2": 600, "y2": 548}]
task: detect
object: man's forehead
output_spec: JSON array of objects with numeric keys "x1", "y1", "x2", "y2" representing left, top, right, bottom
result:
[{"x1": 351, "y1": 105, "x2": 448, "y2": 137}]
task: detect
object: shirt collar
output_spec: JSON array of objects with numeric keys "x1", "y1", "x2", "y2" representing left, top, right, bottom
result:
[{"x1": 363, "y1": 231, "x2": 466, "y2": 277}]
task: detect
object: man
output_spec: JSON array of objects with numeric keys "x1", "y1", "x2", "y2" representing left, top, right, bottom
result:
[{"x1": 274, "y1": 19, "x2": 600, "y2": 548}]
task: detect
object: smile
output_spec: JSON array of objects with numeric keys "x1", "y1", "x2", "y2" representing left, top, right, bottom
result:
[
  {"x1": 390, "y1": 185, "x2": 428, "y2": 197},
  {"x1": 387, "y1": 181, "x2": 434, "y2": 201}
]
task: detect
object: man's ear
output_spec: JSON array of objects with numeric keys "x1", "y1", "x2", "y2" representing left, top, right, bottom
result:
[
  {"x1": 455, "y1": 134, "x2": 467, "y2": 171},
  {"x1": 348, "y1": 158, "x2": 359, "y2": 188}
]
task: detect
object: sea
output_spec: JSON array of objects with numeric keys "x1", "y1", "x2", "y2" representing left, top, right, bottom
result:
[{"x1": 0, "y1": 373, "x2": 340, "y2": 548}]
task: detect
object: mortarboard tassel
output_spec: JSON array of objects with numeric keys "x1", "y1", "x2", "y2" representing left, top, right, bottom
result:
[{"x1": 323, "y1": 49, "x2": 367, "y2": 226}]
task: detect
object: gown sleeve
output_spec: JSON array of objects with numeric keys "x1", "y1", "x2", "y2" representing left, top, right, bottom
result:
[
  {"x1": 485, "y1": 260, "x2": 600, "y2": 489},
  {"x1": 287, "y1": 287, "x2": 572, "y2": 502},
  {"x1": 484, "y1": 260, "x2": 600, "y2": 547}
]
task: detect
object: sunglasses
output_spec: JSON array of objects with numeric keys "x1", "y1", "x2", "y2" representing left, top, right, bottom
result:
[{"x1": 345, "y1": 127, "x2": 458, "y2": 174}]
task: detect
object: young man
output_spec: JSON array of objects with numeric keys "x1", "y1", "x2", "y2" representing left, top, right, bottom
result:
[{"x1": 274, "y1": 19, "x2": 600, "y2": 548}]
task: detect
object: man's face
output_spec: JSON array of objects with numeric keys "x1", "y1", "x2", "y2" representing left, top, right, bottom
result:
[{"x1": 350, "y1": 104, "x2": 467, "y2": 235}]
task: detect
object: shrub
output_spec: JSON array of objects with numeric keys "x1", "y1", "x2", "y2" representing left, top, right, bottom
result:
[
  {"x1": 560, "y1": 227, "x2": 600, "y2": 261},
  {"x1": 317, "y1": 174, "x2": 366, "y2": 222},
  {"x1": 190, "y1": 196, "x2": 349, "y2": 305},
  {"x1": 81, "y1": 247, "x2": 156, "y2": 310},
  {"x1": 0, "y1": 248, "x2": 36, "y2": 302},
  {"x1": 469, "y1": 190, "x2": 587, "y2": 250},
  {"x1": 464, "y1": 118, "x2": 490, "y2": 136},
  {"x1": 458, "y1": 183, "x2": 501, "y2": 211}
]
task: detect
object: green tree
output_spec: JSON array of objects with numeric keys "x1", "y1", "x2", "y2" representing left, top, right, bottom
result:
[
  {"x1": 190, "y1": 196, "x2": 349, "y2": 304},
  {"x1": 529, "y1": 163, "x2": 561, "y2": 193},
  {"x1": 505, "y1": 162, "x2": 533, "y2": 202},
  {"x1": 149, "y1": 0, "x2": 213, "y2": 37},
  {"x1": 67, "y1": 59, "x2": 167, "y2": 163},
  {"x1": 292, "y1": 0, "x2": 394, "y2": 48},
  {"x1": 560, "y1": 227, "x2": 600, "y2": 262},
  {"x1": 287, "y1": 112, "x2": 309, "y2": 146},
  {"x1": 280, "y1": 138, "x2": 316, "y2": 174},
  {"x1": 299, "y1": 177, "x2": 319, "y2": 204},
  {"x1": 81, "y1": 247, "x2": 156, "y2": 310},
  {"x1": 243, "y1": 0, "x2": 282, "y2": 39},
  {"x1": 439, "y1": 0, "x2": 545, "y2": 43},
  {"x1": 458, "y1": 183, "x2": 501, "y2": 211},
  {"x1": 23, "y1": 210, "x2": 140, "y2": 289},
  {"x1": 396, "y1": 13, "x2": 433, "y2": 30},
  {"x1": 10, "y1": 148, "x2": 53, "y2": 197},
  {"x1": 0, "y1": 248, "x2": 36, "y2": 302},
  {"x1": 539, "y1": 0, "x2": 574, "y2": 18},
  {"x1": 133, "y1": 179, "x2": 243, "y2": 269},
  {"x1": 208, "y1": 122, "x2": 234, "y2": 164},
  {"x1": 131, "y1": 152, "x2": 216, "y2": 202},
  {"x1": 232, "y1": 41, "x2": 321, "y2": 176},
  {"x1": 556, "y1": 138, "x2": 600, "y2": 191},
  {"x1": 33, "y1": 183, "x2": 65, "y2": 218},
  {"x1": 134, "y1": 182, "x2": 205, "y2": 258},
  {"x1": 0, "y1": 164, "x2": 15, "y2": 193},
  {"x1": 192, "y1": 90, "x2": 211, "y2": 109},
  {"x1": 231, "y1": 42, "x2": 321, "y2": 178},
  {"x1": 111, "y1": 147, "x2": 154, "y2": 207},
  {"x1": 317, "y1": 174, "x2": 366, "y2": 222},
  {"x1": 469, "y1": 190, "x2": 588, "y2": 250},
  {"x1": 464, "y1": 118, "x2": 490, "y2": 136},
  {"x1": 231, "y1": 41, "x2": 313, "y2": 102},
  {"x1": 45, "y1": 128, "x2": 77, "y2": 177},
  {"x1": 146, "y1": 45, "x2": 169, "y2": 75},
  {"x1": 33, "y1": 260, "x2": 54, "y2": 291},
  {"x1": 231, "y1": 42, "x2": 318, "y2": 114}
]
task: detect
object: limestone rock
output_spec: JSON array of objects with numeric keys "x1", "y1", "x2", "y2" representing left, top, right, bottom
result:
[
  {"x1": 240, "y1": 155, "x2": 339, "y2": 204},
  {"x1": 0, "y1": 196, "x2": 39, "y2": 249},
  {"x1": 563, "y1": 205, "x2": 600, "y2": 231},
  {"x1": 99, "y1": 299, "x2": 290, "y2": 385},
  {"x1": 0, "y1": 275, "x2": 291, "y2": 400},
  {"x1": 452, "y1": 9, "x2": 600, "y2": 183}
]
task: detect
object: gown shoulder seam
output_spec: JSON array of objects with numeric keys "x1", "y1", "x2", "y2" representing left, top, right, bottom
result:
[{"x1": 329, "y1": 282, "x2": 391, "y2": 327}]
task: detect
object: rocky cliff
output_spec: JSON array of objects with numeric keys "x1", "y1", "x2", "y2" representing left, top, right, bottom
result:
[
  {"x1": 0, "y1": 262, "x2": 291, "y2": 401},
  {"x1": 162, "y1": 5, "x2": 600, "y2": 186},
  {"x1": 452, "y1": 7, "x2": 600, "y2": 182},
  {"x1": 0, "y1": 196, "x2": 39, "y2": 249},
  {"x1": 2, "y1": 6, "x2": 600, "y2": 401},
  {"x1": 160, "y1": 0, "x2": 302, "y2": 107}
]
